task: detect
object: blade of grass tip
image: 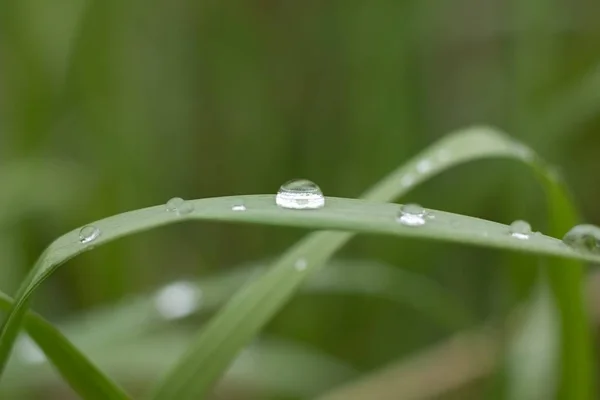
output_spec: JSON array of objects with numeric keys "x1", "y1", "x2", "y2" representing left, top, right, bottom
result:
[
  {"x1": 0, "y1": 291, "x2": 131, "y2": 400},
  {"x1": 150, "y1": 126, "x2": 594, "y2": 400}
]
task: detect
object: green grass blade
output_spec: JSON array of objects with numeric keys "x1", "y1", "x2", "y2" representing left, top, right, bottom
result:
[
  {"x1": 0, "y1": 127, "x2": 592, "y2": 398},
  {"x1": 3, "y1": 332, "x2": 356, "y2": 399},
  {"x1": 151, "y1": 126, "x2": 592, "y2": 399},
  {"x1": 0, "y1": 292, "x2": 131, "y2": 400},
  {"x1": 59, "y1": 259, "x2": 471, "y2": 350}
]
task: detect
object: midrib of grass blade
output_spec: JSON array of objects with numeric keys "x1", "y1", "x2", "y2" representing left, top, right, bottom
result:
[
  {"x1": 0, "y1": 292, "x2": 131, "y2": 400},
  {"x1": 151, "y1": 126, "x2": 593, "y2": 399}
]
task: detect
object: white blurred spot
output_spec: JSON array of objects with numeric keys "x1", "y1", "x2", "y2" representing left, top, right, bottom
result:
[{"x1": 154, "y1": 281, "x2": 201, "y2": 320}]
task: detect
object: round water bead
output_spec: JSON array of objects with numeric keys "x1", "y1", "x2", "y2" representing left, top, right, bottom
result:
[
  {"x1": 397, "y1": 204, "x2": 427, "y2": 227},
  {"x1": 166, "y1": 197, "x2": 194, "y2": 215},
  {"x1": 275, "y1": 179, "x2": 325, "y2": 210},
  {"x1": 563, "y1": 224, "x2": 600, "y2": 254},
  {"x1": 79, "y1": 225, "x2": 101, "y2": 244},
  {"x1": 509, "y1": 220, "x2": 532, "y2": 240}
]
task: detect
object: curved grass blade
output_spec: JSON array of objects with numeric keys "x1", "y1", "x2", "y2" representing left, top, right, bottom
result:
[
  {"x1": 151, "y1": 126, "x2": 593, "y2": 399},
  {"x1": 2, "y1": 196, "x2": 588, "y2": 378},
  {"x1": 0, "y1": 292, "x2": 131, "y2": 400},
  {"x1": 0, "y1": 127, "x2": 592, "y2": 397}
]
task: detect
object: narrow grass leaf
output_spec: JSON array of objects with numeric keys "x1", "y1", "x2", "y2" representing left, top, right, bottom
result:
[{"x1": 0, "y1": 292, "x2": 131, "y2": 400}]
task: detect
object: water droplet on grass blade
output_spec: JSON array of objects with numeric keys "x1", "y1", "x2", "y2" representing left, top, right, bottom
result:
[
  {"x1": 397, "y1": 204, "x2": 427, "y2": 227},
  {"x1": 563, "y1": 224, "x2": 600, "y2": 253},
  {"x1": 510, "y1": 220, "x2": 532, "y2": 240},
  {"x1": 276, "y1": 179, "x2": 325, "y2": 210},
  {"x1": 232, "y1": 203, "x2": 246, "y2": 212},
  {"x1": 166, "y1": 197, "x2": 194, "y2": 215},
  {"x1": 154, "y1": 281, "x2": 201, "y2": 320},
  {"x1": 79, "y1": 225, "x2": 100, "y2": 244}
]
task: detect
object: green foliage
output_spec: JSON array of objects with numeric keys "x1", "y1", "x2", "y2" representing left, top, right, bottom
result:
[{"x1": 2, "y1": 1, "x2": 600, "y2": 399}]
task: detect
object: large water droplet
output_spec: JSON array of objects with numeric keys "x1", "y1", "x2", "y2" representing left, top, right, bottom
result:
[
  {"x1": 510, "y1": 220, "x2": 532, "y2": 240},
  {"x1": 166, "y1": 197, "x2": 194, "y2": 215},
  {"x1": 154, "y1": 281, "x2": 202, "y2": 320},
  {"x1": 397, "y1": 204, "x2": 427, "y2": 227},
  {"x1": 276, "y1": 179, "x2": 325, "y2": 210},
  {"x1": 563, "y1": 224, "x2": 600, "y2": 253},
  {"x1": 79, "y1": 225, "x2": 100, "y2": 244}
]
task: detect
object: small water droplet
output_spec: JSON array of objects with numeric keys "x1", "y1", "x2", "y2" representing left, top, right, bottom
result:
[
  {"x1": 79, "y1": 225, "x2": 100, "y2": 244},
  {"x1": 510, "y1": 220, "x2": 532, "y2": 240},
  {"x1": 232, "y1": 203, "x2": 246, "y2": 212},
  {"x1": 166, "y1": 197, "x2": 194, "y2": 215},
  {"x1": 397, "y1": 204, "x2": 427, "y2": 227},
  {"x1": 294, "y1": 258, "x2": 307, "y2": 271},
  {"x1": 563, "y1": 224, "x2": 600, "y2": 253},
  {"x1": 416, "y1": 159, "x2": 433, "y2": 174},
  {"x1": 276, "y1": 179, "x2": 325, "y2": 210},
  {"x1": 154, "y1": 281, "x2": 202, "y2": 320}
]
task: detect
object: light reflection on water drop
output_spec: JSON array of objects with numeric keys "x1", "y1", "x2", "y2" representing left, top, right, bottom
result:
[
  {"x1": 397, "y1": 204, "x2": 427, "y2": 227},
  {"x1": 79, "y1": 225, "x2": 100, "y2": 244},
  {"x1": 509, "y1": 220, "x2": 532, "y2": 240},
  {"x1": 563, "y1": 224, "x2": 600, "y2": 254}
]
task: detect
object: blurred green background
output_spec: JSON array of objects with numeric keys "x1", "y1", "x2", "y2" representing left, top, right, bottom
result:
[{"x1": 1, "y1": 1, "x2": 600, "y2": 399}]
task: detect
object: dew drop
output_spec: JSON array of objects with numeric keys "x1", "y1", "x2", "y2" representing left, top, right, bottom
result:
[
  {"x1": 79, "y1": 225, "x2": 100, "y2": 244},
  {"x1": 166, "y1": 197, "x2": 194, "y2": 215},
  {"x1": 294, "y1": 258, "x2": 308, "y2": 271},
  {"x1": 510, "y1": 220, "x2": 532, "y2": 240},
  {"x1": 154, "y1": 281, "x2": 202, "y2": 320},
  {"x1": 232, "y1": 203, "x2": 247, "y2": 212},
  {"x1": 397, "y1": 204, "x2": 427, "y2": 227},
  {"x1": 562, "y1": 224, "x2": 600, "y2": 254},
  {"x1": 275, "y1": 179, "x2": 325, "y2": 210}
]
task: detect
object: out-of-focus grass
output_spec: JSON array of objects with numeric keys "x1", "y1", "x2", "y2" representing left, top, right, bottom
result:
[{"x1": 1, "y1": 0, "x2": 600, "y2": 399}]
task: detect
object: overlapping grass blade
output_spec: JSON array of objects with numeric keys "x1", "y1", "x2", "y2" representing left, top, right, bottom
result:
[
  {"x1": 0, "y1": 127, "x2": 593, "y2": 399},
  {"x1": 0, "y1": 292, "x2": 131, "y2": 400},
  {"x1": 151, "y1": 127, "x2": 593, "y2": 399},
  {"x1": 60, "y1": 259, "x2": 471, "y2": 351},
  {"x1": 3, "y1": 330, "x2": 356, "y2": 399}
]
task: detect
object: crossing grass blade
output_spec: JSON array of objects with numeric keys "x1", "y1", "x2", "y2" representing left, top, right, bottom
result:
[
  {"x1": 151, "y1": 126, "x2": 594, "y2": 399},
  {"x1": 0, "y1": 292, "x2": 131, "y2": 400},
  {"x1": 0, "y1": 126, "x2": 592, "y2": 400}
]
